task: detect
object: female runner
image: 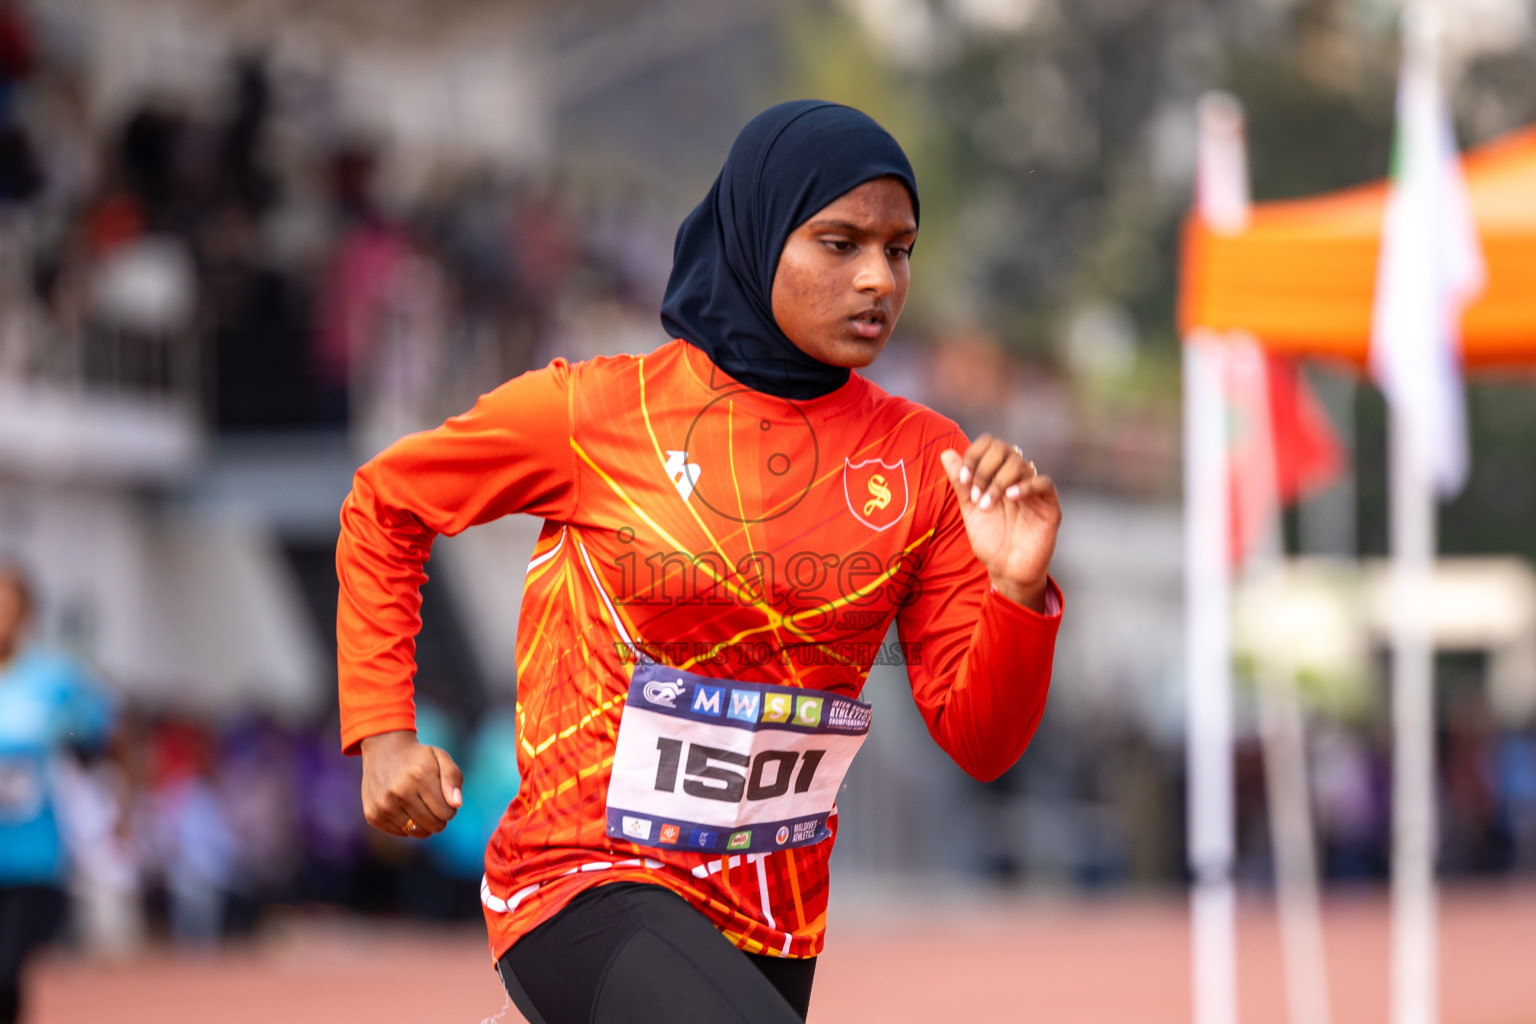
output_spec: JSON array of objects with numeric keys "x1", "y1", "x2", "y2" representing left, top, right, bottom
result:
[{"x1": 337, "y1": 100, "x2": 1063, "y2": 1023}]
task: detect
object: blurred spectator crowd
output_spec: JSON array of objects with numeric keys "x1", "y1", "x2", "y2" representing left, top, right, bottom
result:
[
  {"x1": 974, "y1": 698, "x2": 1536, "y2": 892},
  {"x1": 53, "y1": 699, "x2": 521, "y2": 954},
  {"x1": 0, "y1": 2, "x2": 672, "y2": 449},
  {"x1": 0, "y1": 0, "x2": 1179, "y2": 492},
  {"x1": 37, "y1": 688, "x2": 1536, "y2": 954},
  {"x1": 1239, "y1": 709, "x2": 1536, "y2": 886}
]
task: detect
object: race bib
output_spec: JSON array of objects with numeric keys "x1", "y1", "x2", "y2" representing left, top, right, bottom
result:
[
  {"x1": 605, "y1": 663, "x2": 871, "y2": 855},
  {"x1": 0, "y1": 758, "x2": 45, "y2": 822}
]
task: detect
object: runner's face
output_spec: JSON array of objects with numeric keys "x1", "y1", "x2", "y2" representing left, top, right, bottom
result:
[{"x1": 770, "y1": 177, "x2": 915, "y2": 370}]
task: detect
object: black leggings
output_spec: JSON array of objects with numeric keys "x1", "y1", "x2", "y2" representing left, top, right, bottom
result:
[
  {"x1": 498, "y1": 882, "x2": 814, "y2": 1024},
  {"x1": 0, "y1": 885, "x2": 66, "y2": 1024}
]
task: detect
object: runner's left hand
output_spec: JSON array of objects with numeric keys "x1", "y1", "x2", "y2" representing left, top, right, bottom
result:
[{"x1": 940, "y1": 436, "x2": 1060, "y2": 612}]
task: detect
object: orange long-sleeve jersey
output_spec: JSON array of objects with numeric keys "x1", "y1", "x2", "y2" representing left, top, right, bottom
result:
[{"x1": 337, "y1": 338, "x2": 1062, "y2": 963}]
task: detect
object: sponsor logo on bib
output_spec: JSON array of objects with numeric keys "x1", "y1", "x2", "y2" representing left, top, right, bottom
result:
[
  {"x1": 727, "y1": 690, "x2": 760, "y2": 723},
  {"x1": 689, "y1": 829, "x2": 718, "y2": 850},
  {"x1": 826, "y1": 701, "x2": 873, "y2": 731},
  {"x1": 775, "y1": 826, "x2": 790, "y2": 845},
  {"x1": 659, "y1": 824, "x2": 680, "y2": 844},
  {"x1": 793, "y1": 696, "x2": 823, "y2": 728},
  {"x1": 691, "y1": 685, "x2": 725, "y2": 716},
  {"x1": 643, "y1": 678, "x2": 688, "y2": 709},
  {"x1": 728, "y1": 830, "x2": 752, "y2": 851},
  {"x1": 760, "y1": 693, "x2": 793, "y2": 724},
  {"x1": 621, "y1": 816, "x2": 653, "y2": 841}
]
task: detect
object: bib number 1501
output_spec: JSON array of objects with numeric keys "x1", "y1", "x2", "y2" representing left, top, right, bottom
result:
[{"x1": 652, "y1": 738, "x2": 826, "y2": 804}]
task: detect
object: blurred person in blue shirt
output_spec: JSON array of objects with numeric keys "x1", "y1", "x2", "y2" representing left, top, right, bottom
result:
[
  {"x1": 1498, "y1": 727, "x2": 1536, "y2": 871},
  {"x1": 141, "y1": 719, "x2": 237, "y2": 945},
  {"x1": 0, "y1": 564, "x2": 115, "y2": 1024}
]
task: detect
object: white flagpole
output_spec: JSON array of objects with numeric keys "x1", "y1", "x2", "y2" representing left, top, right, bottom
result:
[
  {"x1": 1212, "y1": 91, "x2": 1334, "y2": 1017},
  {"x1": 1389, "y1": 400, "x2": 1437, "y2": 1024},
  {"x1": 1230, "y1": 332, "x2": 1333, "y2": 1024},
  {"x1": 1373, "y1": 6, "x2": 1485, "y2": 1022},
  {"x1": 1186, "y1": 92, "x2": 1245, "y2": 1024},
  {"x1": 1186, "y1": 328, "x2": 1235, "y2": 1024},
  {"x1": 1256, "y1": 661, "x2": 1333, "y2": 1024}
]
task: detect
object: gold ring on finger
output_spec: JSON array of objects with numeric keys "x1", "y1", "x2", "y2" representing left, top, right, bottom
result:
[{"x1": 404, "y1": 818, "x2": 419, "y2": 835}]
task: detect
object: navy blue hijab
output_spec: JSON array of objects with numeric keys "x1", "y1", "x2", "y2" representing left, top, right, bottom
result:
[{"x1": 660, "y1": 101, "x2": 919, "y2": 400}]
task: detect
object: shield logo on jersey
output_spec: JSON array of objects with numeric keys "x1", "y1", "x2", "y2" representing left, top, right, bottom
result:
[{"x1": 843, "y1": 457, "x2": 909, "y2": 532}]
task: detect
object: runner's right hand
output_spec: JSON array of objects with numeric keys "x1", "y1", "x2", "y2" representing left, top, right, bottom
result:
[{"x1": 359, "y1": 730, "x2": 464, "y2": 838}]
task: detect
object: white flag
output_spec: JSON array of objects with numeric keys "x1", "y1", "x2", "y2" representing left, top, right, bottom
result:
[{"x1": 1369, "y1": 5, "x2": 1485, "y2": 498}]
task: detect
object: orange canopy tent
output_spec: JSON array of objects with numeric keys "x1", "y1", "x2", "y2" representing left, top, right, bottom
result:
[{"x1": 1179, "y1": 124, "x2": 1536, "y2": 368}]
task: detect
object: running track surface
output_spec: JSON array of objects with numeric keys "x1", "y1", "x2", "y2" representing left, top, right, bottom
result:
[{"x1": 30, "y1": 883, "x2": 1536, "y2": 1023}]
